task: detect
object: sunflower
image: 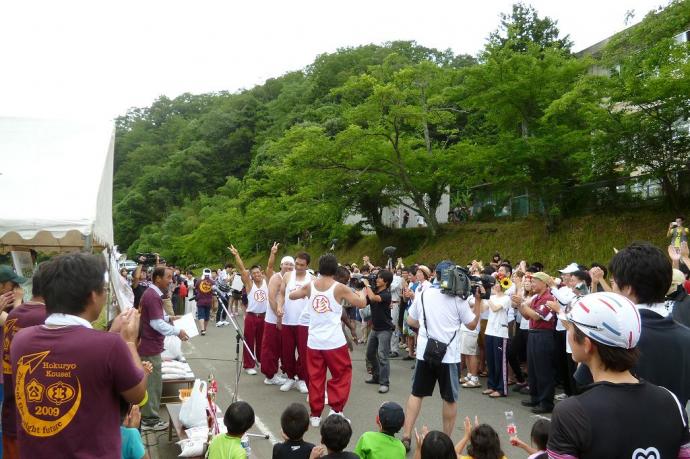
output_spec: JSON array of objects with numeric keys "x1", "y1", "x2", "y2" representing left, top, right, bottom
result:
[{"x1": 500, "y1": 277, "x2": 512, "y2": 290}]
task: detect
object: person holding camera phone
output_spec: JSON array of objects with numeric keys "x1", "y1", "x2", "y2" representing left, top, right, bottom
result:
[
  {"x1": 400, "y1": 260, "x2": 482, "y2": 453},
  {"x1": 668, "y1": 216, "x2": 689, "y2": 258},
  {"x1": 361, "y1": 270, "x2": 394, "y2": 394}
]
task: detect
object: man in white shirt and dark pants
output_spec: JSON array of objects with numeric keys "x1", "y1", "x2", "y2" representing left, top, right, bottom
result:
[{"x1": 401, "y1": 260, "x2": 481, "y2": 451}]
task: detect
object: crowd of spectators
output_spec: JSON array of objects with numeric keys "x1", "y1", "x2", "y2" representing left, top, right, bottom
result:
[{"x1": 2, "y1": 226, "x2": 690, "y2": 458}]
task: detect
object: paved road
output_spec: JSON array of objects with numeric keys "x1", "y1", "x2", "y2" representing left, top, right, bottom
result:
[{"x1": 150, "y1": 316, "x2": 554, "y2": 458}]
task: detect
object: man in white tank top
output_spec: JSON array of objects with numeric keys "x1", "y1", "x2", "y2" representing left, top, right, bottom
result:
[
  {"x1": 277, "y1": 252, "x2": 312, "y2": 394},
  {"x1": 228, "y1": 243, "x2": 277, "y2": 375},
  {"x1": 289, "y1": 253, "x2": 367, "y2": 427},
  {"x1": 262, "y1": 255, "x2": 294, "y2": 386}
]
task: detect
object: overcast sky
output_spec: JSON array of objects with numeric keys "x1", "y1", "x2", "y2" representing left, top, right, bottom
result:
[{"x1": 0, "y1": 0, "x2": 667, "y2": 121}]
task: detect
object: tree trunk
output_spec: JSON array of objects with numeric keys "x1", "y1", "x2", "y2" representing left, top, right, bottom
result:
[{"x1": 661, "y1": 173, "x2": 681, "y2": 210}]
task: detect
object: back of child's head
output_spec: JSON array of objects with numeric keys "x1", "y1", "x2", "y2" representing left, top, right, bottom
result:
[
  {"x1": 320, "y1": 415, "x2": 352, "y2": 452},
  {"x1": 466, "y1": 424, "x2": 504, "y2": 459},
  {"x1": 377, "y1": 401, "x2": 404, "y2": 435},
  {"x1": 224, "y1": 401, "x2": 255, "y2": 436},
  {"x1": 530, "y1": 418, "x2": 550, "y2": 451},
  {"x1": 420, "y1": 431, "x2": 455, "y2": 459},
  {"x1": 281, "y1": 403, "x2": 310, "y2": 441}
]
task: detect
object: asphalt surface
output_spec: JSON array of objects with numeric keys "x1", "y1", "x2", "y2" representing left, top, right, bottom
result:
[{"x1": 149, "y1": 316, "x2": 554, "y2": 458}]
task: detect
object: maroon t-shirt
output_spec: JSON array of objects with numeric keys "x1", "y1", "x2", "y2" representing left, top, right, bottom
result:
[
  {"x1": 137, "y1": 287, "x2": 165, "y2": 357},
  {"x1": 10, "y1": 325, "x2": 144, "y2": 459},
  {"x1": 2, "y1": 302, "x2": 47, "y2": 437},
  {"x1": 194, "y1": 278, "x2": 215, "y2": 307},
  {"x1": 529, "y1": 290, "x2": 557, "y2": 330}
]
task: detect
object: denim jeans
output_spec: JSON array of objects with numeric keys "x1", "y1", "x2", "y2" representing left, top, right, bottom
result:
[{"x1": 366, "y1": 329, "x2": 393, "y2": 386}]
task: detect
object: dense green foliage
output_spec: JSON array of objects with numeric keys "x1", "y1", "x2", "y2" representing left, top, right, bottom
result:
[{"x1": 114, "y1": 1, "x2": 690, "y2": 266}]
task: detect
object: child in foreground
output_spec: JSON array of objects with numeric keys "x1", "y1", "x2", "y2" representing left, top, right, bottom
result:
[
  {"x1": 454, "y1": 416, "x2": 506, "y2": 459},
  {"x1": 208, "y1": 401, "x2": 255, "y2": 459},
  {"x1": 354, "y1": 401, "x2": 406, "y2": 458},
  {"x1": 510, "y1": 418, "x2": 549, "y2": 459},
  {"x1": 273, "y1": 403, "x2": 315, "y2": 459},
  {"x1": 309, "y1": 415, "x2": 358, "y2": 458}
]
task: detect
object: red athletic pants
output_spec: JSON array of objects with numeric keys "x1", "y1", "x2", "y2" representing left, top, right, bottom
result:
[
  {"x1": 306, "y1": 345, "x2": 352, "y2": 416},
  {"x1": 261, "y1": 322, "x2": 282, "y2": 378},
  {"x1": 243, "y1": 313, "x2": 264, "y2": 369},
  {"x1": 281, "y1": 325, "x2": 309, "y2": 382}
]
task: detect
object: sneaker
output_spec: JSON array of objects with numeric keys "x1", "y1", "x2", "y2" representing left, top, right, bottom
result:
[
  {"x1": 141, "y1": 420, "x2": 168, "y2": 431},
  {"x1": 555, "y1": 393, "x2": 568, "y2": 401},
  {"x1": 215, "y1": 322, "x2": 223, "y2": 327},
  {"x1": 462, "y1": 378, "x2": 482, "y2": 388},
  {"x1": 200, "y1": 330, "x2": 206, "y2": 336},
  {"x1": 462, "y1": 374, "x2": 471, "y2": 383},
  {"x1": 245, "y1": 368, "x2": 257, "y2": 375},
  {"x1": 378, "y1": 385, "x2": 389, "y2": 394},
  {"x1": 328, "y1": 410, "x2": 350, "y2": 423},
  {"x1": 264, "y1": 375, "x2": 287, "y2": 385},
  {"x1": 297, "y1": 380, "x2": 309, "y2": 394},
  {"x1": 310, "y1": 416, "x2": 321, "y2": 427},
  {"x1": 390, "y1": 351, "x2": 400, "y2": 358},
  {"x1": 280, "y1": 378, "x2": 297, "y2": 392}
]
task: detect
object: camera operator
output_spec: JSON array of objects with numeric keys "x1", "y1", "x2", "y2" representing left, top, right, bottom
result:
[
  {"x1": 400, "y1": 261, "x2": 481, "y2": 452},
  {"x1": 361, "y1": 270, "x2": 394, "y2": 394}
]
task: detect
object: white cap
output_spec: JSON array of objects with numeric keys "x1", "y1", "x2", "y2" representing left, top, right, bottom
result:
[
  {"x1": 281, "y1": 256, "x2": 295, "y2": 266},
  {"x1": 558, "y1": 263, "x2": 580, "y2": 274},
  {"x1": 559, "y1": 292, "x2": 641, "y2": 349}
]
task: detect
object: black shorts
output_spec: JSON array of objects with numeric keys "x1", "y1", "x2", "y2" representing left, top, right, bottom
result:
[
  {"x1": 411, "y1": 360, "x2": 460, "y2": 403},
  {"x1": 231, "y1": 290, "x2": 242, "y2": 300}
]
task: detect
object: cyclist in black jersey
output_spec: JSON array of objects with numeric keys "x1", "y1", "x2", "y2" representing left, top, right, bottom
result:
[{"x1": 548, "y1": 292, "x2": 690, "y2": 458}]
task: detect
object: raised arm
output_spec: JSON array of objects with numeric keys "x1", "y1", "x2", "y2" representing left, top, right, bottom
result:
[
  {"x1": 266, "y1": 242, "x2": 279, "y2": 279},
  {"x1": 465, "y1": 289, "x2": 483, "y2": 330},
  {"x1": 228, "y1": 245, "x2": 251, "y2": 287}
]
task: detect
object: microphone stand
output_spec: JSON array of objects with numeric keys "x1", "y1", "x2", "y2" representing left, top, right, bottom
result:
[{"x1": 212, "y1": 288, "x2": 268, "y2": 441}]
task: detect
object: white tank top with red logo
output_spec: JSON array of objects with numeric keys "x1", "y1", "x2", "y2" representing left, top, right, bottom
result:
[
  {"x1": 265, "y1": 273, "x2": 281, "y2": 325},
  {"x1": 307, "y1": 281, "x2": 345, "y2": 350},
  {"x1": 283, "y1": 272, "x2": 312, "y2": 326},
  {"x1": 247, "y1": 280, "x2": 268, "y2": 314}
]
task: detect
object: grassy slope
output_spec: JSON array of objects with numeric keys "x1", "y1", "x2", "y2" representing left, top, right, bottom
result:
[{"x1": 242, "y1": 209, "x2": 674, "y2": 274}]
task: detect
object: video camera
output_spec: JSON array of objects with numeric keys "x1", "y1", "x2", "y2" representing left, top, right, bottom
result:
[
  {"x1": 136, "y1": 253, "x2": 158, "y2": 267},
  {"x1": 350, "y1": 273, "x2": 378, "y2": 290},
  {"x1": 439, "y1": 265, "x2": 494, "y2": 300}
]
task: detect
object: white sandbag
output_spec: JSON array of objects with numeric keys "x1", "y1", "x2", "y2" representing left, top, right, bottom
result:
[{"x1": 177, "y1": 439, "x2": 206, "y2": 457}]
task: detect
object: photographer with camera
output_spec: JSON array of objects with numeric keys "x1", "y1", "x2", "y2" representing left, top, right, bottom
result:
[
  {"x1": 361, "y1": 270, "x2": 394, "y2": 394},
  {"x1": 400, "y1": 260, "x2": 482, "y2": 452},
  {"x1": 668, "y1": 216, "x2": 689, "y2": 260}
]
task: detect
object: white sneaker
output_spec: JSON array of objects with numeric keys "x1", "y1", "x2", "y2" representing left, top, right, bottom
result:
[
  {"x1": 280, "y1": 378, "x2": 297, "y2": 392},
  {"x1": 245, "y1": 368, "x2": 257, "y2": 375},
  {"x1": 221, "y1": 321, "x2": 229, "y2": 326},
  {"x1": 555, "y1": 393, "x2": 568, "y2": 401},
  {"x1": 264, "y1": 374, "x2": 287, "y2": 385},
  {"x1": 215, "y1": 322, "x2": 223, "y2": 327},
  {"x1": 297, "y1": 380, "x2": 308, "y2": 394},
  {"x1": 327, "y1": 410, "x2": 350, "y2": 423},
  {"x1": 310, "y1": 416, "x2": 321, "y2": 427}
]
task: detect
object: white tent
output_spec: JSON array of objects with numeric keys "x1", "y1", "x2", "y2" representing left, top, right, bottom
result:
[{"x1": 0, "y1": 117, "x2": 115, "y2": 253}]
